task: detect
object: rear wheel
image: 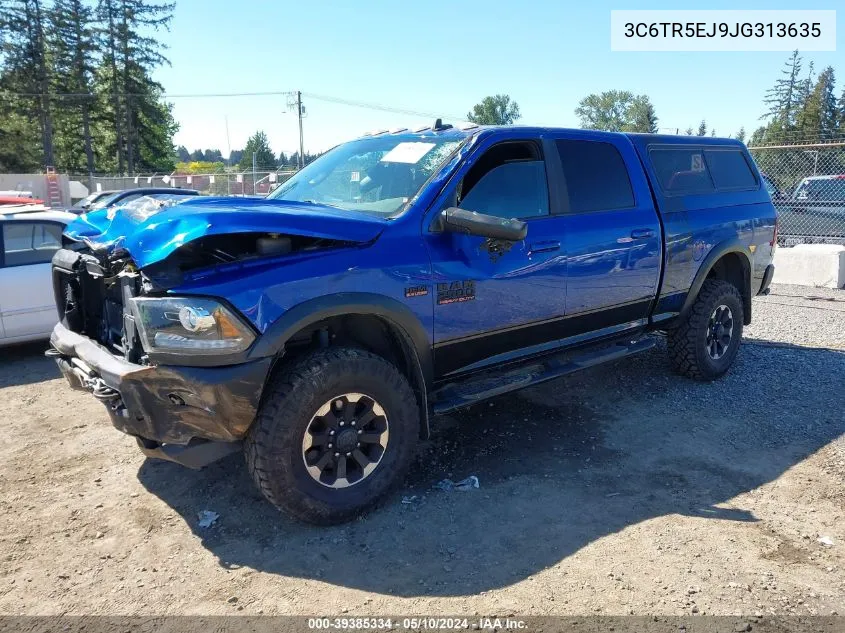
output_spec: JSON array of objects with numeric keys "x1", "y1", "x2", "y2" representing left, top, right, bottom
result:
[
  {"x1": 668, "y1": 279, "x2": 744, "y2": 380},
  {"x1": 244, "y1": 347, "x2": 419, "y2": 525}
]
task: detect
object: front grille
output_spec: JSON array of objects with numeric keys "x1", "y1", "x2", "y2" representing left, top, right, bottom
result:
[{"x1": 51, "y1": 248, "x2": 143, "y2": 361}]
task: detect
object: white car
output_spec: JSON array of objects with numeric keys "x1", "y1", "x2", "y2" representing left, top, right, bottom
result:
[{"x1": 0, "y1": 205, "x2": 77, "y2": 345}]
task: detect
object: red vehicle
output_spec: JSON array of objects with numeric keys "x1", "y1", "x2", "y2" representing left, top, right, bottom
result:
[{"x1": 0, "y1": 196, "x2": 45, "y2": 205}]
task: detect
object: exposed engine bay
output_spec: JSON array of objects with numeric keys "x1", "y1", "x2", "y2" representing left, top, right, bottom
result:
[
  {"x1": 141, "y1": 232, "x2": 345, "y2": 287},
  {"x1": 52, "y1": 232, "x2": 348, "y2": 365}
]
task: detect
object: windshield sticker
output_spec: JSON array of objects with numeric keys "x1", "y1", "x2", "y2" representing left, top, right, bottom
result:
[
  {"x1": 691, "y1": 153, "x2": 704, "y2": 171},
  {"x1": 380, "y1": 142, "x2": 436, "y2": 164}
]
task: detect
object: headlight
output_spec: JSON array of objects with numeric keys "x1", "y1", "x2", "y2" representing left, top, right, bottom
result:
[{"x1": 129, "y1": 296, "x2": 255, "y2": 355}]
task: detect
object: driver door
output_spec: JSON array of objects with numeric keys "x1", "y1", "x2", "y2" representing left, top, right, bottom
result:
[{"x1": 425, "y1": 137, "x2": 569, "y2": 377}]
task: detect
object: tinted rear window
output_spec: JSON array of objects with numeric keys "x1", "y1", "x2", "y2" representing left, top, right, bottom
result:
[
  {"x1": 650, "y1": 148, "x2": 715, "y2": 194},
  {"x1": 555, "y1": 140, "x2": 634, "y2": 213},
  {"x1": 704, "y1": 149, "x2": 757, "y2": 190}
]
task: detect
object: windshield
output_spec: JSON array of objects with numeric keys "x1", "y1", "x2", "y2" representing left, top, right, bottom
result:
[
  {"x1": 266, "y1": 133, "x2": 466, "y2": 216},
  {"x1": 793, "y1": 177, "x2": 845, "y2": 202},
  {"x1": 78, "y1": 191, "x2": 110, "y2": 208},
  {"x1": 76, "y1": 193, "x2": 98, "y2": 207},
  {"x1": 89, "y1": 191, "x2": 123, "y2": 210}
]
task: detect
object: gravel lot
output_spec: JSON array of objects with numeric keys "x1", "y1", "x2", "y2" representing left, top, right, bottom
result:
[{"x1": 0, "y1": 284, "x2": 843, "y2": 617}]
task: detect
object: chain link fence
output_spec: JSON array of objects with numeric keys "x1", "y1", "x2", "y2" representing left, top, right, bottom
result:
[
  {"x1": 68, "y1": 143, "x2": 845, "y2": 248},
  {"x1": 78, "y1": 169, "x2": 299, "y2": 198},
  {"x1": 748, "y1": 142, "x2": 845, "y2": 246}
]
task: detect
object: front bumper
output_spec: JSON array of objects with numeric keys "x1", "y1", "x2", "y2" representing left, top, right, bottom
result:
[{"x1": 49, "y1": 323, "x2": 272, "y2": 463}]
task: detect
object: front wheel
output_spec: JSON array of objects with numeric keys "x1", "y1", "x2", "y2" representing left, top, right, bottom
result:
[
  {"x1": 668, "y1": 279, "x2": 744, "y2": 381},
  {"x1": 244, "y1": 347, "x2": 419, "y2": 525}
]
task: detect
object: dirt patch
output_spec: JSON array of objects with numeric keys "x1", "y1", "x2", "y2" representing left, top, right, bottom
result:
[{"x1": 0, "y1": 291, "x2": 843, "y2": 617}]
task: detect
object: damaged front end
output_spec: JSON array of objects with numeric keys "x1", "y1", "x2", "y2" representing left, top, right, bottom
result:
[
  {"x1": 48, "y1": 197, "x2": 384, "y2": 467},
  {"x1": 49, "y1": 245, "x2": 272, "y2": 467}
]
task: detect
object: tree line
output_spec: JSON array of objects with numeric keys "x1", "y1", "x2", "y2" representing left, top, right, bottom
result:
[
  {"x1": 573, "y1": 55, "x2": 845, "y2": 144},
  {"x1": 751, "y1": 51, "x2": 845, "y2": 145},
  {"x1": 0, "y1": 0, "x2": 176, "y2": 175},
  {"x1": 4, "y1": 39, "x2": 844, "y2": 178},
  {"x1": 174, "y1": 130, "x2": 322, "y2": 174}
]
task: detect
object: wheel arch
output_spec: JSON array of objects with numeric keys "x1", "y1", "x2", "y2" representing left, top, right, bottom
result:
[
  {"x1": 681, "y1": 241, "x2": 753, "y2": 326},
  {"x1": 248, "y1": 293, "x2": 433, "y2": 437}
]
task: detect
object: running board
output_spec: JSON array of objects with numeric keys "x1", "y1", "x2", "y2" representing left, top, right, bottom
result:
[{"x1": 431, "y1": 337, "x2": 656, "y2": 415}]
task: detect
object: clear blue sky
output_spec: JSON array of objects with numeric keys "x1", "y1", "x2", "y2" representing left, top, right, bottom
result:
[{"x1": 155, "y1": 0, "x2": 844, "y2": 160}]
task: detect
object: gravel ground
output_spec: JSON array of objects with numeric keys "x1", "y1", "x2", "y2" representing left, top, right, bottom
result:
[
  {"x1": 0, "y1": 283, "x2": 843, "y2": 618},
  {"x1": 745, "y1": 284, "x2": 845, "y2": 350}
]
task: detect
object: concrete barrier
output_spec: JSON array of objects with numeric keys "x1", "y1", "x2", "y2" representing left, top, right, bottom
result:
[{"x1": 772, "y1": 244, "x2": 845, "y2": 289}]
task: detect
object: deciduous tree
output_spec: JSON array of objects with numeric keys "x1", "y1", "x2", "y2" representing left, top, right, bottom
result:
[
  {"x1": 467, "y1": 94, "x2": 521, "y2": 125},
  {"x1": 575, "y1": 91, "x2": 658, "y2": 133}
]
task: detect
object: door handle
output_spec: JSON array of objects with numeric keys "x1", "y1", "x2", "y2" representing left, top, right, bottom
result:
[
  {"x1": 529, "y1": 240, "x2": 561, "y2": 254},
  {"x1": 630, "y1": 229, "x2": 655, "y2": 240}
]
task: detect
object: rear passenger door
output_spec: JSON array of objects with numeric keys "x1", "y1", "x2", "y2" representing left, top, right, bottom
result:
[
  {"x1": 0, "y1": 220, "x2": 64, "y2": 340},
  {"x1": 550, "y1": 135, "x2": 662, "y2": 323}
]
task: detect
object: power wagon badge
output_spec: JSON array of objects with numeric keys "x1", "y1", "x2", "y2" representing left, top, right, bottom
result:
[
  {"x1": 437, "y1": 280, "x2": 476, "y2": 305},
  {"x1": 404, "y1": 285, "x2": 428, "y2": 298}
]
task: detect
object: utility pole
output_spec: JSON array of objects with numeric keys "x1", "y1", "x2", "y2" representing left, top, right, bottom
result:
[
  {"x1": 297, "y1": 91, "x2": 305, "y2": 169},
  {"x1": 224, "y1": 115, "x2": 232, "y2": 196},
  {"x1": 252, "y1": 152, "x2": 257, "y2": 195},
  {"x1": 287, "y1": 91, "x2": 306, "y2": 169}
]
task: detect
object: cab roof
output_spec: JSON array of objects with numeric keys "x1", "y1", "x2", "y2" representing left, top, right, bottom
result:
[{"x1": 356, "y1": 123, "x2": 745, "y2": 148}]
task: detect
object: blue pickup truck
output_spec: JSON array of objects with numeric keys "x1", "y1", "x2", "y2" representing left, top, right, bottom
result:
[{"x1": 48, "y1": 123, "x2": 777, "y2": 524}]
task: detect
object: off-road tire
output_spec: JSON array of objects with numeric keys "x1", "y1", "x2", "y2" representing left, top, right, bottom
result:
[
  {"x1": 244, "y1": 347, "x2": 419, "y2": 525},
  {"x1": 668, "y1": 279, "x2": 744, "y2": 381}
]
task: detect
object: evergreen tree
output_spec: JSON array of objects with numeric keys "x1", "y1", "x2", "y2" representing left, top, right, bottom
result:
[
  {"x1": 763, "y1": 50, "x2": 803, "y2": 139},
  {"x1": 0, "y1": 107, "x2": 41, "y2": 171},
  {"x1": 0, "y1": 0, "x2": 55, "y2": 167},
  {"x1": 49, "y1": 0, "x2": 97, "y2": 175},
  {"x1": 697, "y1": 120, "x2": 707, "y2": 136},
  {"x1": 796, "y1": 66, "x2": 837, "y2": 141},
  {"x1": 96, "y1": 0, "x2": 124, "y2": 171},
  {"x1": 96, "y1": 0, "x2": 174, "y2": 173},
  {"x1": 176, "y1": 145, "x2": 189, "y2": 161},
  {"x1": 132, "y1": 74, "x2": 177, "y2": 171},
  {"x1": 240, "y1": 131, "x2": 275, "y2": 170},
  {"x1": 735, "y1": 127, "x2": 746, "y2": 143},
  {"x1": 89, "y1": 60, "x2": 176, "y2": 172},
  {"x1": 838, "y1": 87, "x2": 845, "y2": 131}
]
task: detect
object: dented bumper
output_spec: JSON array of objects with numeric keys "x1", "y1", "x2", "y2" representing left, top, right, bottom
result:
[{"x1": 48, "y1": 322, "x2": 271, "y2": 452}]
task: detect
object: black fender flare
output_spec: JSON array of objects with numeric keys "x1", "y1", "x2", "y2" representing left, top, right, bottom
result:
[
  {"x1": 247, "y1": 293, "x2": 433, "y2": 436},
  {"x1": 679, "y1": 240, "x2": 752, "y2": 324}
]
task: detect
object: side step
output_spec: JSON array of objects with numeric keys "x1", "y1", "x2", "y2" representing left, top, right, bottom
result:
[{"x1": 431, "y1": 337, "x2": 656, "y2": 415}]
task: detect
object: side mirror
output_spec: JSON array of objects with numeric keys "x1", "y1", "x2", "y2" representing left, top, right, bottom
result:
[{"x1": 440, "y1": 207, "x2": 527, "y2": 242}]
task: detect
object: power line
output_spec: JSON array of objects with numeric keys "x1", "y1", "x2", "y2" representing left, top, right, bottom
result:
[
  {"x1": 301, "y1": 92, "x2": 465, "y2": 121},
  {"x1": 0, "y1": 87, "x2": 467, "y2": 119},
  {"x1": 0, "y1": 89, "x2": 295, "y2": 99},
  {"x1": 0, "y1": 87, "x2": 467, "y2": 121}
]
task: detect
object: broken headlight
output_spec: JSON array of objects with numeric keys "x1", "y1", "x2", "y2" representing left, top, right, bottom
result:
[{"x1": 128, "y1": 296, "x2": 255, "y2": 355}]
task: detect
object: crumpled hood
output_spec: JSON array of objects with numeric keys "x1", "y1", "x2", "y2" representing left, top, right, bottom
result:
[{"x1": 64, "y1": 196, "x2": 388, "y2": 268}]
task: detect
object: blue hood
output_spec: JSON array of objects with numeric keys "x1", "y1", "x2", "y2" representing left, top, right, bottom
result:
[{"x1": 64, "y1": 196, "x2": 388, "y2": 268}]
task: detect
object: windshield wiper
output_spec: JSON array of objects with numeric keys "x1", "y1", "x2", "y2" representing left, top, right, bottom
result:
[{"x1": 302, "y1": 199, "x2": 343, "y2": 209}]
